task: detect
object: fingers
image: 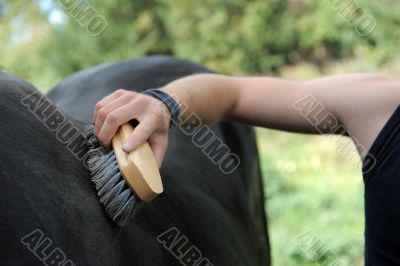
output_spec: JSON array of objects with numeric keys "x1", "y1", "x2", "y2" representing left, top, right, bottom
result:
[
  {"x1": 93, "y1": 89, "x2": 171, "y2": 169},
  {"x1": 123, "y1": 126, "x2": 168, "y2": 169},
  {"x1": 94, "y1": 94, "x2": 136, "y2": 136},
  {"x1": 121, "y1": 118, "x2": 159, "y2": 151},
  {"x1": 92, "y1": 89, "x2": 129, "y2": 125},
  {"x1": 96, "y1": 100, "x2": 145, "y2": 149}
]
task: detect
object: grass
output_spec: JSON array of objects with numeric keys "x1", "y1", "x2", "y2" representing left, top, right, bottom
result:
[{"x1": 257, "y1": 129, "x2": 365, "y2": 266}]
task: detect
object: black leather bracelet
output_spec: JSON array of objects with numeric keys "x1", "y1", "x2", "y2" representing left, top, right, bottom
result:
[{"x1": 143, "y1": 88, "x2": 181, "y2": 126}]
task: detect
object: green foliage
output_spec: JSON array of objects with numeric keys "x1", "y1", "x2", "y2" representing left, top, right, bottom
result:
[
  {"x1": 1, "y1": 0, "x2": 399, "y2": 91},
  {"x1": 257, "y1": 129, "x2": 365, "y2": 265}
]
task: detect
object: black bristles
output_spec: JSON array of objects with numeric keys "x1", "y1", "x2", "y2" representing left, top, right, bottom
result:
[{"x1": 84, "y1": 125, "x2": 143, "y2": 226}]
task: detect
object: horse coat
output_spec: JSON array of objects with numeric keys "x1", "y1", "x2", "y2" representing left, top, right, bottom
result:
[{"x1": 0, "y1": 56, "x2": 270, "y2": 266}]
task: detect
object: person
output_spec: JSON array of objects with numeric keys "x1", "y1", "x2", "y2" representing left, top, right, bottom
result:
[{"x1": 93, "y1": 73, "x2": 400, "y2": 265}]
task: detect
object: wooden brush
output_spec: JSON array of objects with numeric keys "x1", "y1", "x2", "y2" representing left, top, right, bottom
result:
[{"x1": 86, "y1": 123, "x2": 163, "y2": 226}]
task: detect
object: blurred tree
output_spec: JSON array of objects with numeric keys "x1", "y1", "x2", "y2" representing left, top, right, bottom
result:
[
  {"x1": 0, "y1": 1, "x2": 53, "y2": 87},
  {"x1": 0, "y1": 0, "x2": 399, "y2": 90}
]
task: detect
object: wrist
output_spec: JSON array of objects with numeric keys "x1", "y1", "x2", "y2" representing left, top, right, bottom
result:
[{"x1": 143, "y1": 88, "x2": 181, "y2": 127}]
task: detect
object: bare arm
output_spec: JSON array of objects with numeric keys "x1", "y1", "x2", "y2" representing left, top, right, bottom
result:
[
  {"x1": 93, "y1": 73, "x2": 400, "y2": 167},
  {"x1": 164, "y1": 73, "x2": 400, "y2": 156},
  {"x1": 163, "y1": 74, "x2": 336, "y2": 133}
]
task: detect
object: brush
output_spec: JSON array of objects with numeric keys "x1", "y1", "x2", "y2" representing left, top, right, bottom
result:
[{"x1": 85, "y1": 122, "x2": 163, "y2": 226}]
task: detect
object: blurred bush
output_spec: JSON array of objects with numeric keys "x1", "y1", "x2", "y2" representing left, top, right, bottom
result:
[{"x1": 0, "y1": 0, "x2": 399, "y2": 90}]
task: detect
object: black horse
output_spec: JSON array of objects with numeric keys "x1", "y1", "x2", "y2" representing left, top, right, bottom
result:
[{"x1": 0, "y1": 56, "x2": 269, "y2": 265}]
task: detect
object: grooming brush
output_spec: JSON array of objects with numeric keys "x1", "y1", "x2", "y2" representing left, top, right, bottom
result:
[{"x1": 85, "y1": 122, "x2": 163, "y2": 226}]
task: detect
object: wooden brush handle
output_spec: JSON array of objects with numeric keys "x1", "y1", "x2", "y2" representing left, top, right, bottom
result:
[{"x1": 112, "y1": 123, "x2": 163, "y2": 202}]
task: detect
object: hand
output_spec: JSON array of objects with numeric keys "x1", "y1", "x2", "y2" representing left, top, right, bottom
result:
[{"x1": 92, "y1": 89, "x2": 170, "y2": 168}]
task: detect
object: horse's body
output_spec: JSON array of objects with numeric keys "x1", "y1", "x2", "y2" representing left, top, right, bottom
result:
[{"x1": 0, "y1": 56, "x2": 269, "y2": 265}]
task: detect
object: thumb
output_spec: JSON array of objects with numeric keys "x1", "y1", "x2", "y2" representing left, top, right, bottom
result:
[{"x1": 122, "y1": 119, "x2": 156, "y2": 152}]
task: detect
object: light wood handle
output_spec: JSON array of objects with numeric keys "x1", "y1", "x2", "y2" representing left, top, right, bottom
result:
[{"x1": 112, "y1": 123, "x2": 163, "y2": 202}]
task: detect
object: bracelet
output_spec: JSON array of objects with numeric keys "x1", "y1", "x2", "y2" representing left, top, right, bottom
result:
[{"x1": 143, "y1": 88, "x2": 181, "y2": 126}]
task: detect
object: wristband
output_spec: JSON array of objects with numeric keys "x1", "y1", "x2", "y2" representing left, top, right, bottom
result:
[{"x1": 143, "y1": 88, "x2": 181, "y2": 126}]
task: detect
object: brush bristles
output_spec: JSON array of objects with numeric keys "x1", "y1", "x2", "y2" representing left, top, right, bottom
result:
[{"x1": 84, "y1": 125, "x2": 143, "y2": 226}]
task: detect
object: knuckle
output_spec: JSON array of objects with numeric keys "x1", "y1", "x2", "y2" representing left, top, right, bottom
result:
[
  {"x1": 128, "y1": 98, "x2": 143, "y2": 110},
  {"x1": 125, "y1": 92, "x2": 136, "y2": 101},
  {"x1": 97, "y1": 109, "x2": 107, "y2": 120},
  {"x1": 115, "y1": 89, "x2": 126, "y2": 94},
  {"x1": 95, "y1": 102, "x2": 104, "y2": 112},
  {"x1": 106, "y1": 112, "x2": 118, "y2": 125}
]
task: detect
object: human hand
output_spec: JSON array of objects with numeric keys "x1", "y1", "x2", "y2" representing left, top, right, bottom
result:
[{"x1": 92, "y1": 89, "x2": 170, "y2": 168}]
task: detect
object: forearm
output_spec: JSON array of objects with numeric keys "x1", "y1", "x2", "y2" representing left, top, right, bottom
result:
[
  {"x1": 161, "y1": 74, "x2": 322, "y2": 133},
  {"x1": 227, "y1": 77, "x2": 318, "y2": 133}
]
